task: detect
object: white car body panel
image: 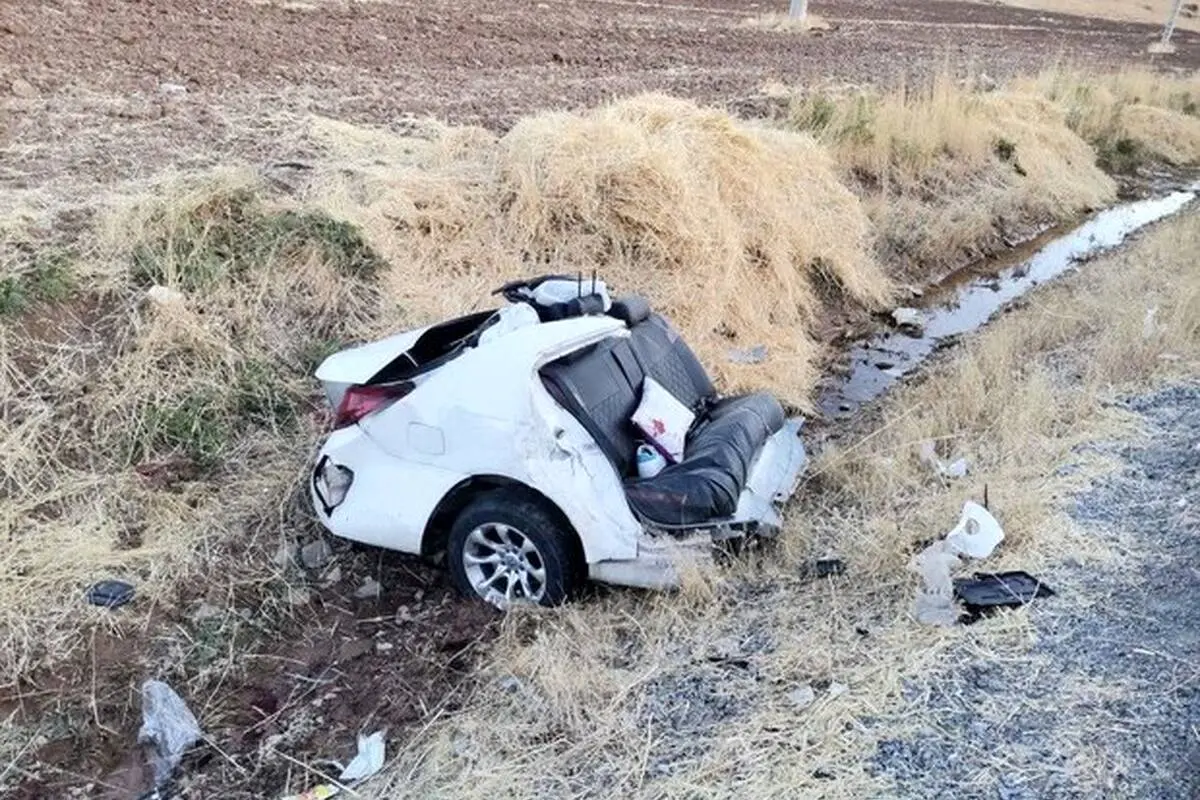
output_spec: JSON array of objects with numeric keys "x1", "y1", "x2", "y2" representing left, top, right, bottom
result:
[
  {"x1": 314, "y1": 314, "x2": 645, "y2": 564},
  {"x1": 309, "y1": 305, "x2": 808, "y2": 591}
]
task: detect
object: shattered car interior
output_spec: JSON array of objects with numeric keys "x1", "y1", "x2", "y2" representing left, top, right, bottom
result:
[{"x1": 310, "y1": 274, "x2": 807, "y2": 607}]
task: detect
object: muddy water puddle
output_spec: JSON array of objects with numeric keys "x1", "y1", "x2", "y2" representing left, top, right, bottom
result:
[{"x1": 819, "y1": 187, "x2": 1198, "y2": 419}]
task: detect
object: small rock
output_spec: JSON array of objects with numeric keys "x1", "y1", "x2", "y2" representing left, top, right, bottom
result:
[
  {"x1": 300, "y1": 538, "x2": 333, "y2": 570},
  {"x1": 891, "y1": 307, "x2": 925, "y2": 332},
  {"x1": 285, "y1": 586, "x2": 310, "y2": 607},
  {"x1": 145, "y1": 285, "x2": 184, "y2": 307},
  {"x1": 159, "y1": 82, "x2": 187, "y2": 95},
  {"x1": 498, "y1": 676, "x2": 522, "y2": 693},
  {"x1": 191, "y1": 602, "x2": 222, "y2": 622},
  {"x1": 787, "y1": 685, "x2": 816, "y2": 709},
  {"x1": 375, "y1": 641, "x2": 394, "y2": 653},
  {"x1": 1, "y1": 17, "x2": 29, "y2": 36},
  {"x1": 11, "y1": 78, "x2": 37, "y2": 98},
  {"x1": 353, "y1": 578, "x2": 382, "y2": 599},
  {"x1": 273, "y1": 541, "x2": 297, "y2": 567}
]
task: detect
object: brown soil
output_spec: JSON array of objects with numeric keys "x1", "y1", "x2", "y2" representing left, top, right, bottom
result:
[
  {"x1": 5, "y1": 542, "x2": 500, "y2": 799},
  {"x1": 3, "y1": 0, "x2": 1199, "y2": 193}
]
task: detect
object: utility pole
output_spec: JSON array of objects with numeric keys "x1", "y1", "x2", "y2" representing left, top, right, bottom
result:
[
  {"x1": 789, "y1": 0, "x2": 809, "y2": 20},
  {"x1": 1151, "y1": 0, "x2": 1185, "y2": 53}
]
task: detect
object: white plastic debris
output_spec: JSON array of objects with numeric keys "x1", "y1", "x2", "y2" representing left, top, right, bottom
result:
[
  {"x1": 338, "y1": 730, "x2": 386, "y2": 783},
  {"x1": 281, "y1": 731, "x2": 386, "y2": 800},
  {"x1": 138, "y1": 679, "x2": 202, "y2": 788},
  {"x1": 918, "y1": 441, "x2": 969, "y2": 479},
  {"x1": 1143, "y1": 306, "x2": 1160, "y2": 340},
  {"x1": 943, "y1": 501, "x2": 1004, "y2": 559},
  {"x1": 727, "y1": 344, "x2": 768, "y2": 364},
  {"x1": 910, "y1": 541, "x2": 962, "y2": 627},
  {"x1": 787, "y1": 684, "x2": 816, "y2": 709},
  {"x1": 910, "y1": 501, "x2": 1006, "y2": 626}
]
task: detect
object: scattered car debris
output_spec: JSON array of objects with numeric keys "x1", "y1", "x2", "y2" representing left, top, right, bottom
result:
[
  {"x1": 814, "y1": 557, "x2": 846, "y2": 578},
  {"x1": 86, "y1": 579, "x2": 135, "y2": 608},
  {"x1": 910, "y1": 501, "x2": 1006, "y2": 626},
  {"x1": 281, "y1": 730, "x2": 386, "y2": 800},
  {"x1": 138, "y1": 680, "x2": 202, "y2": 791},
  {"x1": 727, "y1": 344, "x2": 768, "y2": 364},
  {"x1": 954, "y1": 571, "x2": 1055, "y2": 623},
  {"x1": 300, "y1": 538, "x2": 334, "y2": 570},
  {"x1": 943, "y1": 501, "x2": 1004, "y2": 559},
  {"x1": 918, "y1": 441, "x2": 968, "y2": 479},
  {"x1": 891, "y1": 307, "x2": 925, "y2": 331}
]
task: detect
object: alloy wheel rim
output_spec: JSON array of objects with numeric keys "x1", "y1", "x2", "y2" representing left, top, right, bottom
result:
[{"x1": 462, "y1": 522, "x2": 547, "y2": 607}]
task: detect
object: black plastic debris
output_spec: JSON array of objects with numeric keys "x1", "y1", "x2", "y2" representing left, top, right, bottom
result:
[
  {"x1": 815, "y1": 558, "x2": 846, "y2": 578},
  {"x1": 954, "y1": 571, "x2": 1054, "y2": 623},
  {"x1": 86, "y1": 580, "x2": 136, "y2": 608}
]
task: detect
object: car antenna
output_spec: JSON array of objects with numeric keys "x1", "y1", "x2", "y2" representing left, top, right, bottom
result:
[
  {"x1": 983, "y1": 483, "x2": 990, "y2": 510},
  {"x1": 577, "y1": 271, "x2": 582, "y2": 299},
  {"x1": 591, "y1": 269, "x2": 596, "y2": 296}
]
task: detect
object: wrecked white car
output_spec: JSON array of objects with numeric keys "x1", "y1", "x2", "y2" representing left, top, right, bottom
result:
[{"x1": 310, "y1": 275, "x2": 807, "y2": 607}]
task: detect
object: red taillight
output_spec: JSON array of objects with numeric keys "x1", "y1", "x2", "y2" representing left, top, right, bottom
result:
[{"x1": 333, "y1": 383, "x2": 411, "y2": 429}]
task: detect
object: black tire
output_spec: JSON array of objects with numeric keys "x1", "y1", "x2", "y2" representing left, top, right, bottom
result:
[{"x1": 446, "y1": 492, "x2": 580, "y2": 607}]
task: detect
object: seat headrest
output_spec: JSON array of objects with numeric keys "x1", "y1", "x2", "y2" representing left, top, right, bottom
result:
[{"x1": 610, "y1": 295, "x2": 651, "y2": 325}]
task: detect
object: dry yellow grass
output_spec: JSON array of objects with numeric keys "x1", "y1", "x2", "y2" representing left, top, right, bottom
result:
[
  {"x1": 781, "y1": 72, "x2": 1118, "y2": 274},
  {"x1": 1013, "y1": 67, "x2": 1200, "y2": 168},
  {"x1": 301, "y1": 94, "x2": 892, "y2": 407},
  {"x1": 369, "y1": 207, "x2": 1200, "y2": 800}
]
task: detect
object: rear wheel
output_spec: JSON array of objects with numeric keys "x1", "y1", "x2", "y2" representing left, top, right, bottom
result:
[{"x1": 447, "y1": 493, "x2": 580, "y2": 608}]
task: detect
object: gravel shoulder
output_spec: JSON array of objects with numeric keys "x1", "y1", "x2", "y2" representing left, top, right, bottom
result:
[{"x1": 874, "y1": 383, "x2": 1200, "y2": 799}]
